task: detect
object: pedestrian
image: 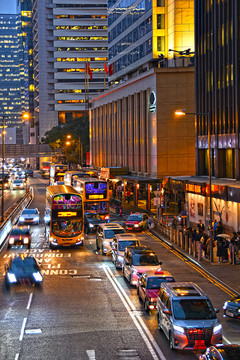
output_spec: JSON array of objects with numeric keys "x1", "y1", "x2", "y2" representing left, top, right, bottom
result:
[
  {"x1": 216, "y1": 221, "x2": 223, "y2": 235},
  {"x1": 197, "y1": 219, "x2": 205, "y2": 233},
  {"x1": 213, "y1": 219, "x2": 218, "y2": 239},
  {"x1": 172, "y1": 215, "x2": 178, "y2": 230},
  {"x1": 229, "y1": 233, "x2": 237, "y2": 264},
  {"x1": 191, "y1": 228, "x2": 197, "y2": 242},
  {"x1": 216, "y1": 236, "x2": 224, "y2": 263},
  {"x1": 222, "y1": 237, "x2": 229, "y2": 262},
  {"x1": 200, "y1": 233, "x2": 208, "y2": 258}
]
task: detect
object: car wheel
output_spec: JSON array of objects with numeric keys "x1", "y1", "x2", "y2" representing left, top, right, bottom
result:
[
  {"x1": 102, "y1": 245, "x2": 106, "y2": 256},
  {"x1": 96, "y1": 238, "x2": 100, "y2": 251},
  {"x1": 157, "y1": 313, "x2": 163, "y2": 331},
  {"x1": 169, "y1": 332, "x2": 174, "y2": 350}
]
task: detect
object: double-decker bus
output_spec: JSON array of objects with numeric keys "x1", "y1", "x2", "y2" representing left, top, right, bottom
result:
[
  {"x1": 45, "y1": 185, "x2": 84, "y2": 248},
  {"x1": 64, "y1": 171, "x2": 90, "y2": 186},
  {"x1": 41, "y1": 161, "x2": 51, "y2": 179},
  {"x1": 50, "y1": 164, "x2": 68, "y2": 185},
  {"x1": 73, "y1": 178, "x2": 109, "y2": 220}
]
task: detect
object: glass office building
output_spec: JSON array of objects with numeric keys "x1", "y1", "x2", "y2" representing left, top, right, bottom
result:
[{"x1": 0, "y1": 14, "x2": 25, "y2": 128}]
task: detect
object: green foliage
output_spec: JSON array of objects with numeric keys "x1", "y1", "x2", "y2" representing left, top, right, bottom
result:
[{"x1": 41, "y1": 115, "x2": 89, "y2": 165}]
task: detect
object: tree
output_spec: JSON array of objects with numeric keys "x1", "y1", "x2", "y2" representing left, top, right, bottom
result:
[{"x1": 41, "y1": 115, "x2": 89, "y2": 166}]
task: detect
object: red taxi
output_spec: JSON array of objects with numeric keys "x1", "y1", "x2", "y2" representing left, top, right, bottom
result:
[
  {"x1": 137, "y1": 269, "x2": 175, "y2": 312},
  {"x1": 125, "y1": 213, "x2": 149, "y2": 232},
  {"x1": 8, "y1": 226, "x2": 31, "y2": 249}
]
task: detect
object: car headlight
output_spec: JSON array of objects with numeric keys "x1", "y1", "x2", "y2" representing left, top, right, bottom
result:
[
  {"x1": 134, "y1": 224, "x2": 139, "y2": 227},
  {"x1": 89, "y1": 223, "x2": 94, "y2": 228},
  {"x1": 33, "y1": 272, "x2": 43, "y2": 282},
  {"x1": 238, "y1": 309, "x2": 240, "y2": 313},
  {"x1": 213, "y1": 324, "x2": 222, "y2": 335},
  {"x1": 19, "y1": 216, "x2": 24, "y2": 222},
  {"x1": 9, "y1": 237, "x2": 15, "y2": 244},
  {"x1": 117, "y1": 255, "x2": 123, "y2": 262},
  {"x1": 23, "y1": 237, "x2": 29, "y2": 244},
  {"x1": 103, "y1": 240, "x2": 110, "y2": 245},
  {"x1": 173, "y1": 324, "x2": 185, "y2": 335},
  {"x1": 7, "y1": 272, "x2": 17, "y2": 283},
  {"x1": 223, "y1": 301, "x2": 228, "y2": 309}
]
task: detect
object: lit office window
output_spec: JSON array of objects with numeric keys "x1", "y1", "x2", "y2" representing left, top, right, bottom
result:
[
  {"x1": 157, "y1": 14, "x2": 165, "y2": 29},
  {"x1": 157, "y1": 36, "x2": 165, "y2": 51}
]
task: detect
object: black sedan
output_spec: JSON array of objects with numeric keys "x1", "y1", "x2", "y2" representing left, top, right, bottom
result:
[
  {"x1": 84, "y1": 212, "x2": 107, "y2": 234},
  {"x1": 199, "y1": 344, "x2": 240, "y2": 359},
  {"x1": 26, "y1": 169, "x2": 34, "y2": 177},
  {"x1": 223, "y1": 295, "x2": 240, "y2": 320},
  {"x1": 5, "y1": 255, "x2": 43, "y2": 289}
]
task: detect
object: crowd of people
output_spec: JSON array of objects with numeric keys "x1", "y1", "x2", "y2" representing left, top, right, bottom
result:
[{"x1": 171, "y1": 217, "x2": 240, "y2": 264}]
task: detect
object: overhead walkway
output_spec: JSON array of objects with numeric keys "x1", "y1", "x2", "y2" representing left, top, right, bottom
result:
[{"x1": 0, "y1": 144, "x2": 59, "y2": 158}]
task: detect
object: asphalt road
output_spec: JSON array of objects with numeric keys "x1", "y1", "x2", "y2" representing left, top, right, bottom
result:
[{"x1": 0, "y1": 172, "x2": 239, "y2": 360}]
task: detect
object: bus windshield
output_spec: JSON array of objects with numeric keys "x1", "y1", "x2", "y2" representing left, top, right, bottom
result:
[
  {"x1": 84, "y1": 201, "x2": 108, "y2": 213},
  {"x1": 52, "y1": 219, "x2": 82, "y2": 237}
]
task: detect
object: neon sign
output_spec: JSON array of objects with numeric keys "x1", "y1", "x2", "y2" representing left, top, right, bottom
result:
[
  {"x1": 57, "y1": 212, "x2": 77, "y2": 217},
  {"x1": 88, "y1": 194, "x2": 104, "y2": 199}
]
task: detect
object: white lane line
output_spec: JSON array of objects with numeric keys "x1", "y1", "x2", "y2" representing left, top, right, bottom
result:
[
  {"x1": 26, "y1": 293, "x2": 33, "y2": 310},
  {"x1": 14, "y1": 354, "x2": 19, "y2": 360},
  {"x1": 103, "y1": 265, "x2": 167, "y2": 360},
  {"x1": 19, "y1": 317, "x2": 27, "y2": 341},
  {"x1": 223, "y1": 335, "x2": 231, "y2": 344},
  {"x1": 86, "y1": 350, "x2": 96, "y2": 359}
]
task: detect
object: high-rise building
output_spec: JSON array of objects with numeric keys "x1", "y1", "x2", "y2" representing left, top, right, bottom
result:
[
  {"x1": 195, "y1": 1, "x2": 239, "y2": 180},
  {"x1": 32, "y1": 0, "x2": 108, "y2": 143},
  {"x1": 0, "y1": 14, "x2": 25, "y2": 130}
]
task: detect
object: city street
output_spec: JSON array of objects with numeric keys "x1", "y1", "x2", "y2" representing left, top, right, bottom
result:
[{"x1": 0, "y1": 173, "x2": 239, "y2": 360}]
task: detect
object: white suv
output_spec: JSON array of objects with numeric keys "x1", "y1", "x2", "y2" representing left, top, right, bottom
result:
[{"x1": 96, "y1": 223, "x2": 125, "y2": 255}]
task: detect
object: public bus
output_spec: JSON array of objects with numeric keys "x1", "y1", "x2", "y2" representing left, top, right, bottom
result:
[
  {"x1": 45, "y1": 185, "x2": 84, "y2": 248},
  {"x1": 64, "y1": 171, "x2": 90, "y2": 187},
  {"x1": 73, "y1": 178, "x2": 109, "y2": 220},
  {"x1": 41, "y1": 161, "x2": 51, "y2": 179},
  {"x1": 50, "y1": 163, "x2": 68, "y2": 185}
]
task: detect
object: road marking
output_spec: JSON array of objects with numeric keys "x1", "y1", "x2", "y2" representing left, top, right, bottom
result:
[
  {"x1": 25, "y1": 329, "x2": 42, "y2": 335},
  {"x1": 86, "y1": 350, "x2": 96, "y2": 359},
  {"x1": 223, "y1": 335, "x2": 231, "y2": 344},
  {"x1": 14, "y1": 354, "x2": 19, "y2": 360},
  {"x1": 146, "y1": 231, "x2": 238, "y2": 298},
  {"x1": 103, "y1": 265, "x2": 167, "y2": 360},
  {"x1": 19, "y1": 317, "x2": 27, "y2": 341},
  {"x1": 26, "y1": 293, "x2": 33, "y2": 310}
]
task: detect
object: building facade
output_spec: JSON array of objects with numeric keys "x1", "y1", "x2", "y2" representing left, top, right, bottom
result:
[
  {"x1": 32, "y1": 0, "x2": 108, "y2": 143},
  {"x1": 0, "y1": 14, "x2": 25, "y2": 131},
  {"x1": 195, "y1": 0, "x2": 240, "y2": 180}
]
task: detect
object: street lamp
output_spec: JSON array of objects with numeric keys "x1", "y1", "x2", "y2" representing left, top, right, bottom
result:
[{"x1": 175, "y1": 109, "x2": 213, "y2": 262}]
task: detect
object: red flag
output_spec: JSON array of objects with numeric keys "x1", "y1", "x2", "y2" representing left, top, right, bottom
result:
[
  {"x1": 104, "y1": 62, "x2": 108, "y2": 75},
  {"x1": 109, "y1": 63, "x2": 113, "y2": 76},
  {"x1": 85, "y1": 61, "x2": 93, "y2": 80}
]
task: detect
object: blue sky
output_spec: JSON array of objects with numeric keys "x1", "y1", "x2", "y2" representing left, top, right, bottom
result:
[{"x1": 0, "y1": 0, "x2": 17, "y2": 14}]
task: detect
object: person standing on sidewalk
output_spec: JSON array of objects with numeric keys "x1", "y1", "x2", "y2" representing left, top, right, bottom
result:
[
  {"x1": 197, "y1": 219, "x2": 205, "y2": 234},
  {"x1": 172, "y1": 216, "x2": 178, "y2": 230},
  {"x1": 217, "y1": 236, "x2": 224, "y2": 263},
  {"x1": 216, "y1": 221, "x2": 223, "y2": 235},
  {"x1": 229, "y1": 233, "x2": 237, "y2": 264}
]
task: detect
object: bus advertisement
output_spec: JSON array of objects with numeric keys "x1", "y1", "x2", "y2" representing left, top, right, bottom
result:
[
  {"x1": 50, "y1": 164, "x2": 68, "y2": 185},
  {"x1": 73, "y1": 178, "x2": 109, "y2": 221},
  {"x1": 64, "y1": 171, "x2": 91, "y2": 187},
  {"x1": 41, "y1": 161, "x2": 51, "y2": 179},
  {"x1": 46, "y1": 185, "x2": 84, "y2": 248}
]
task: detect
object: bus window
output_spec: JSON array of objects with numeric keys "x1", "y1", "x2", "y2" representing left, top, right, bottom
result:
[{"x1": 52, "y1": 220, "x2": 83, "y2": 237}]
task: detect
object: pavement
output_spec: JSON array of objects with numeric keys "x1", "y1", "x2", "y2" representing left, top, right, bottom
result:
[{"x1": 115, "y1": 199, "x2": 240, "y2": 298}]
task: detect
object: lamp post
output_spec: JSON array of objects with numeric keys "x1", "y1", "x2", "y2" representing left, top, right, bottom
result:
[
  {"x1": 1, "y1": 116, "x2": 5, "y2": 223},
  {"x1": 175, "y1": 109, "x2": 213, "y2": 262}
]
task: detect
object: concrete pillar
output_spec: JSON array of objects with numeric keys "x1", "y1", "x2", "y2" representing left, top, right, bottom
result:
[
  {"x1": 140, "y1": 90, "x2": 146, "y2": 174},
  {"x1": 134, "y1": 92, "x2": 140, "y2": 173},
  {"x1": 185, "y1": 234, "x2": 189, "y2": 252},
  {"x1": 128, "y1": 95, "x2": 134, "y2": 171},
  {"x1": 122, "y1": 97, "x2": 128, "y2": 167}
]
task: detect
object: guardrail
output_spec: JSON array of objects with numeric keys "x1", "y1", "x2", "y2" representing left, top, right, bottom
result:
[{"x1": 0, "y1": 188, "x2": 33, "y2": 248}]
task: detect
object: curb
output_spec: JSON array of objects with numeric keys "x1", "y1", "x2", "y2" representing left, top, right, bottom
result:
[{"x1": 150, "y1": 229, "x2": 239, "y2": 297}]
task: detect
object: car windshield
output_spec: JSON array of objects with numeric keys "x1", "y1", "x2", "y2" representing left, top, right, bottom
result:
[
  {"x1": 52, "y1": 219, "x2": 83, "y2": 237},
  {"x1": 127, "y1": 215, "x2": 142, "y2": 221},
  {"x1": 14, "y1": 180, "x2": 23, "y2": 184},
  {"x1": 86, "y1": 213, "x2": 102, "y2": 220},
  {"x1": 146, "y1": 277, "x2": 175, "y2": 289},
  {"x1": 22, "y1": 209, "x2": 38, "y2": 215},
  {"x1": 172, "y1": 299, "x2": 216, "y2": 320},
  {"x1": 132, "y1": 253, "x2": 159, "y2": 266},
  {"x1": 11, "y1": 228, "x2": 29, "y2": 235},
  {"x1": 118, "y1": 240, "x2": 139, "y2": 251},
  {"x1": 104, "y1": 229, "x2": 125, "y2": 239}
]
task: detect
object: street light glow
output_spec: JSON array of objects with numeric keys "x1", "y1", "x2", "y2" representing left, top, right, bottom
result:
[
  {"x1": 175, "y1": 109, "x2": 186, "y2": 116},
  {"x1": 65, "y1": 141, "x2": 71, "y2": 146},
  {"x1": 66, "y1": 135, "x2": 71, "y2": 139},
  {"x1": 22, "y1": 112, "x2": 30, "y2": 121}
]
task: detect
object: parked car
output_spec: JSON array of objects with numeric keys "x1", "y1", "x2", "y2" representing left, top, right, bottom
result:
[
  {"x1": 137, "y1": 269, "x2": 175, "y2": 312},
  {"x1": 125, "y1": 213, "x2": 149, "y2": 231},
  {"x1": 18, "y1": 208, "x2": 40, "y2": 225},
  {"x1": 157, "y1": 282, "x2": 222, "y2": 350},
  {"x1": 84, "y1": 212, "x2": 107, "y2": 234},
  {"x1": 96, "y1": 223, "x2": 125, "y2": 255},
  {"x1": 111, "y1": 233, "x2": 140, "y2": 268},
  {"x1": 199, "y1": 344, "x2": 240, "y2": 359},
  {"x1": 122, "y1": 245, "x2": 162, "y2": 286},
  {"x1": 5, "y1": 255, "x2": 43, "y2": 289},
  {"x1": 223, "y1": 295, "x2": 240, "y2": 320},
  {"x1": 25, "y1": 169, "x2": 34, "y2": 177},
  {"x1": 8, "y1": 226, "x2": 31, "y2": 249},
  {"x1": 11, "y1": 179, "x2": 24, "y2": 190}
]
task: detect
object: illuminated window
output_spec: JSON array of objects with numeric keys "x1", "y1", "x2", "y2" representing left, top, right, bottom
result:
[
  {"x1": 157, "y1": 0, "x2": 165, "y2": 6},
  {"x1": 157, "y1": 14, "x2": 165, "y2": 29},
  {"x1": 157, "y1": 36, "x2": 165, "y2": 51}
]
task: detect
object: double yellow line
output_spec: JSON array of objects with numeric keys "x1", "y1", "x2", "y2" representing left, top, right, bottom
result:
[{"x1": 145, "y1": 230, "x2": 237, "y2": 298}]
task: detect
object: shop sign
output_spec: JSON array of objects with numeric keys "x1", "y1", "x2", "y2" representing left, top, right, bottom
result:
[
  {"x1": 149, "y1": 91, "x2": 156, "y2": 113},
  {"x1": 185, "y1": 183, "x2": 205, "y2": 195}
]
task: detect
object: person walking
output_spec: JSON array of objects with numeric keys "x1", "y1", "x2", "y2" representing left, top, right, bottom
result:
[
  {"x1": 217, "y1": 236, "x2": 224, "y2": 263},
  {"x1": 197, "y1": 219, "x2": 205, "y2": 234}
]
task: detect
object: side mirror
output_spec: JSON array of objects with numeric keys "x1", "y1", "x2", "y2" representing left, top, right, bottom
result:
[
  {"x1": 215, "y1": 308, "x2": 220, "y2": 314},
  {"x1": 159, "y1": 261, "x2": 163, "y2": 265},
  {"x1": 163, "y1": 308, "x2": 170, "y2": 315}
]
